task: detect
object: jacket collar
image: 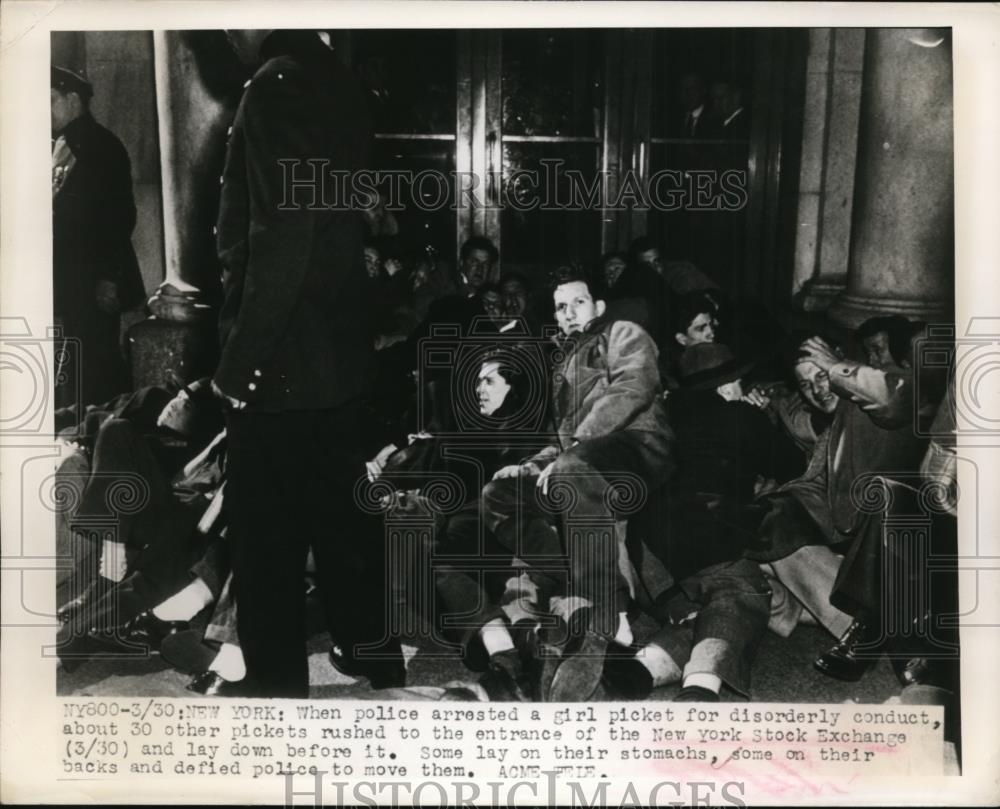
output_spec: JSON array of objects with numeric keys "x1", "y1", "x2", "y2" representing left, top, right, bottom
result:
[{"x1": 553, "y1": 313, "x2": 610, "y2": 349}]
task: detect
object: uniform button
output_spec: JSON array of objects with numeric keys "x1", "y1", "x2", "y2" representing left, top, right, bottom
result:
[
  {"x1": 227, "y1": 126, "x2": 233, "y2": 136},
  {"x1": 243, "y1": 79, "x2": 252, "y2": 88},
  {"x1": 212, "y1": 226, "x2": 218, "y2": 236},
  {"x1": 253, "y1": 369, "x2": 262, "y2": 377},
  {"x1": 277, "y1": 73, "x2": 283, "y2": 80},
  {"x1": 248, "y1": 382, "x2": 257, "y2": 391},
  {"x1": 219, "y1": 175, "x2": 224, "y2": 185}
]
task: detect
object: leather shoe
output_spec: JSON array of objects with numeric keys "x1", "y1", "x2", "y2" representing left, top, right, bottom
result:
[
  {"x1": 187, "y1": 670, "x2": 256, "y2": 698},
  {"x1": 57, "y1": 576, "x2": 117, "y2": 626},
  {"x1": 329, "y1": 644, "x2": 405, "y2": 689},
  {"x1": 478, "y1": 649, "x2": 533, "y2": 702},
  {"x1": 120, "y1": 611, "x2": 189, "y2": 651},
  {"x1": 814, "y1": 618, "x2": 882, "y2": 682},
  {"x1": 601, "y1": 644, "x2": 654, "y2": 700},
  {"x1": 547, "y1": 630, "x2": 609, "y2": 702}
]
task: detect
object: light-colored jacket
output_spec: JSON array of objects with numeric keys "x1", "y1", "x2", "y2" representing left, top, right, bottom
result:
[{"x1": 531, "y1": 317, "x2": 670, "y2": 466}]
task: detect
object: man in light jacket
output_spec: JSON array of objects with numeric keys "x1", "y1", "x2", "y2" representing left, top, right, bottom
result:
[{"x1": 483, "y1": 268, "x2": 673, "y2": 701}]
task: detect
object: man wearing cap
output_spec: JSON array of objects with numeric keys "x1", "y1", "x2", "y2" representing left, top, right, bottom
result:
[
  {"x1": 51, "y1": 66, "x2": 146, "y2": 407},
  {"x1": 213, "y1": 30, "x2": 402, "y2": 698},
  {"x1": 604, "y1": 342, "x2": 802, "y2": 701}
]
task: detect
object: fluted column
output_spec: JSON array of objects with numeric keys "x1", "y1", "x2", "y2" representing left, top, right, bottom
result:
[{"x1": 828, "y1": 29, "x2": 954, "y2": 327}]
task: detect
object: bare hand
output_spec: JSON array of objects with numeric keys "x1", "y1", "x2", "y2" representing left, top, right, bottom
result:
[
  {"x1": 535, "y1": 463, "x2": 554, "y2": 495},
  {"x1": 741, "y1": 387, "x2": 771, "y2": 409},
  {"x1": 95, "y1": 280, "x2": 120, "y2": 314},
  {"x1": 799, "y1": 337, "x2": 842, "y2": 373},
  {"x1": 407, "y1": 431, "x2": 433, "y2": 445},
  {"x1": 493, "y1": 462, "x2": 540, "y2": 481},
  {"x1": 210, "y1": 379, "x2": 247, "y2": 410}
]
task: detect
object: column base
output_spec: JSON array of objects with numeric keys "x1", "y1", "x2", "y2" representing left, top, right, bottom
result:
[
  {"x1": 796, "y1": 278, "x2": 847, "y2": 312},
  {"x1": 127, "y1": 317, "x2": 218, "y2": 390},
  {"x1": 827, "y1": 292, "x2": 952, "y2": 330}
]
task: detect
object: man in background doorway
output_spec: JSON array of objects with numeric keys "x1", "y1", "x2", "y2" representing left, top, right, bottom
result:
[{"x1": 51, "y1": 65, "x2": 145, "y2": 408}]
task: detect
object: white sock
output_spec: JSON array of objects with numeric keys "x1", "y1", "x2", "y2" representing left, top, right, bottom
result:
[
  {"x1": 208, "y1": 643, "x2": 246, "y2": 683},
  {"x1": 551, "y1": 595, "x2": 589, "y2": 622},
  {"x1": 152, "y1": 578, "x2": 213, "y2": 622},
  {"x1": 683, "y1": 672, "x2": 722, "y2": 694},
  {"x1": 480, "y1": 619, "x2": 515, "y2": 657},
  {"x1": 502, "y1": 573, "x2": 539, "y2": 605},
  {"x1": 99, "y1": 540, "x2": 127, "y2": 583},
  {"x1": 614, "y1": 612, "x2": 633, "y2": 646},
  {"x1": 502, "y1": 599, "x2": 538, "y2": 626},
  {"x1": 637, "y1": 644, "x2": 682, "y2": 687}
]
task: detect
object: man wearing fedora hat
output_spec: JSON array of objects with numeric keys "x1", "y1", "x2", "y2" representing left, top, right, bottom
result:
[
  {"x1": 603, "y1": 342, "x2": 803, "y2": 701},
  {"x1": 51, "y1": 65, "x2": 146, "y2": 408}
]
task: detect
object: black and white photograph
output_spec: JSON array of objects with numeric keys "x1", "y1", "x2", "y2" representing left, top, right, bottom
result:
[{"x1": 3, "y1": 2, "x2": 999, "y2": 805}]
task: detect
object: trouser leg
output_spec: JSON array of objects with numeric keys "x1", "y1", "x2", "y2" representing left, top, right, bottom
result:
[
  {"x1": 546, "y1": 433, "x2": 669, "y2": 639},
  {"x1": 428, "y1": 504, "x2": 509, "y2": 651},
  {"x1": 306, "y1": 402, "x2": 398, "y2": 665},
  {"x1": 646, "y1": 559, "x2": 770, "y2": 697},
  {"x1": 767, "y1": 545, "x2": 853, "y2": 638},
  {"x1": 227, "y1": 411, "x2": 311, "y2": 698},
  {"x1": 204, "y1": 573, "x2": 239, "y2": 647},
  {"x1": 482, "y1": 475, "x2": 568, "y2": 604}
]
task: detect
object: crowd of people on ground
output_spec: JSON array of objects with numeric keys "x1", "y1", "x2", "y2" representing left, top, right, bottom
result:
[
  {"x1": 52, "y1": 32, "x2": 958, "y2": 744},
  {"x1": 56, "y1": 226, "x2": 959, "y2": 722}
]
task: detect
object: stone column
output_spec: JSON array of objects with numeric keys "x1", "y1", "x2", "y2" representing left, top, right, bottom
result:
[
  {"x1": 795, "y1": 29, "x2": 866, "y2": 311},
  {"x1": 129, "y1": 31, "x2": 241, "y2": 387},
  {"x1": 828, "y1": 29, "x2": 954, "y2": 328},
  {"x1": 153, "y1": 30, "x2": 237, "y2": 294}
]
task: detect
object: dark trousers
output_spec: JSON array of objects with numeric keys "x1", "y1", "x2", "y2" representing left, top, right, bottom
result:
[
  {"x1": 648, "y1": 558, "x2": 771, "y2": 697},
  {"x1": 482, "y1": 431, "x2": 671, "y2": 639},
  {"x1": 427, "y1": 502, "x2": 562, "y2": 660},
  {"x1": 73, "y1": 418, "x2": 203, "y2": 622},
  {"x1": 226, "y1": 403, "x2": 392, "y2": 698}
]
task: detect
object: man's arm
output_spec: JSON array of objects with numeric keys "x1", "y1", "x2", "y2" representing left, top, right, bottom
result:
[
  {"x1": 826, "y1": 360, "x2": 912, "y2": 428},
  {"x1": 799, "y1": 337, "x2": 912, "y2": 428},
  {"x1": 213, "y1": 62, "x2": 324, "y2": 402},
  {"x1": 573, "y1": 320, "x2": 661, "y2": 441}
]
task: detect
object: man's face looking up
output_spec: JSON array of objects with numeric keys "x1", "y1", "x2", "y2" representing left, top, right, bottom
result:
[{"x1": 553, "y1": 280, "x2": 605, "y2": 336}]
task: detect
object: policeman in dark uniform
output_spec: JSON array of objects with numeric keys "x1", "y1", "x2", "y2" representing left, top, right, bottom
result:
[
  {"x1": 213, "y1": 30, "x2": 403, "y2": 697},
  {"x1": 51, "y1": 66, "x2": 145, "y2": 408}
]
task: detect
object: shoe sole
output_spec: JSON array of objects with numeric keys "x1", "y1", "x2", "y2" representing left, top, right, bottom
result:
[{"x1": 547, "y1": 635, "x2": 608, "y2": 702}]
